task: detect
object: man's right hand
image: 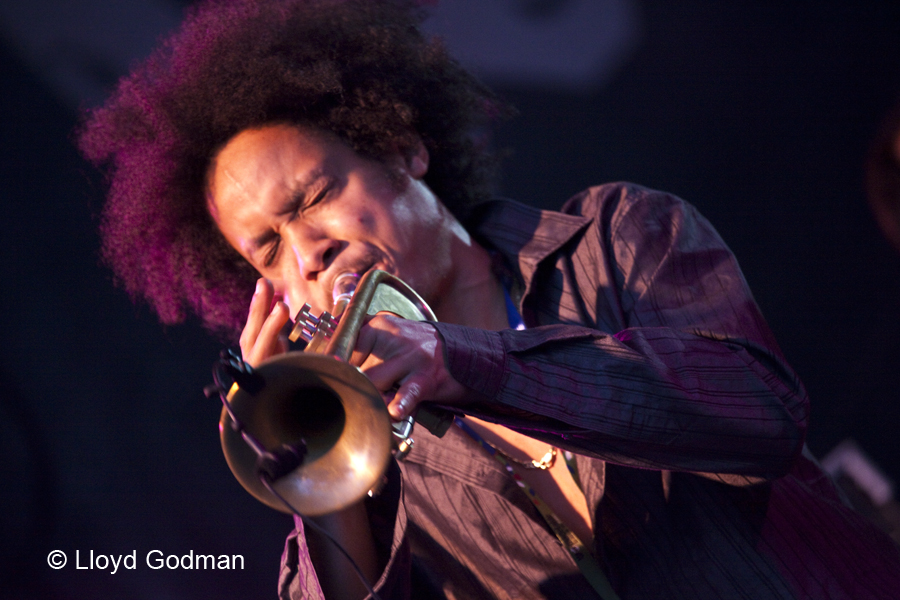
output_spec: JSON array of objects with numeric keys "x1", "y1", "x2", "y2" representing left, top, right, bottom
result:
[{"x1": 240, "y1": 278, "x2": 291, "y2": 367}]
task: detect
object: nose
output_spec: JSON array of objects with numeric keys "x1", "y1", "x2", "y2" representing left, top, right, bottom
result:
[
  {"x1": 280, "y1": 224, "x2": 340, "y2": 312},
  {"x1": 294, "y1": 236, "x2": 339, "y2": 281}
]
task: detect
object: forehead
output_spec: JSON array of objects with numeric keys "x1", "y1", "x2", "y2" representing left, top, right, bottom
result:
[
  {"x1": 208, "y1": 124, "x2": 334, "y2": 207},
  {"x1": 211, "y1": 124, "x2": 329, "y2": 182},
  {"x1": 205, "y1": 125, "x2": 327, "y2": 246}
]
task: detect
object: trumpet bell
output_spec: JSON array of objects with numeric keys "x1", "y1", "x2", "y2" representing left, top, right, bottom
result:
[{"x1": 220, "y1": 352, "x2": 393, "y2": 516}]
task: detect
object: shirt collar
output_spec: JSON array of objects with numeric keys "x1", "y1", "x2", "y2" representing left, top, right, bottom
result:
[{"x1": 467, "y1": 198, "x2": 592, "y2": 301}]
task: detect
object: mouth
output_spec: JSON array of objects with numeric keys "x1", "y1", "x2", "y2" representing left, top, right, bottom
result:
[
  {"x1": 326, "y1": 263, "x2": 378, "y2": 304},
  {"x1": 331, "y1": 271, "x2": 362, "y2": 302}
]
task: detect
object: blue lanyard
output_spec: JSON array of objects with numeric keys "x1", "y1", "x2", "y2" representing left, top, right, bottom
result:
[{"x1": 503, "y1": 286, "x2": 526, "y2": 330}]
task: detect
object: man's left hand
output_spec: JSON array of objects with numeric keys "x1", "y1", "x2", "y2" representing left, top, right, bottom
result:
[{"x1": 350, "y1": 314, "x2": 468, "y2": 420}]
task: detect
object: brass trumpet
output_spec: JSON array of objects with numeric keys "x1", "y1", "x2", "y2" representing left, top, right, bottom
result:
[{"x1": 219, "y1": 270, "x2": 451, "y2": 516}]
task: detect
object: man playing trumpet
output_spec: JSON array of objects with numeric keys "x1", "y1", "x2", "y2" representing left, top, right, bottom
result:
[{"x1": 79, "y1": 0, "x2": 900, "y2": 598}]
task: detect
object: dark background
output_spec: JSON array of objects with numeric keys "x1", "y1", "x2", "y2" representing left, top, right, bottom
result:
[{"x1": 2, "y1": 1, "x2": 899, "y2": 598}]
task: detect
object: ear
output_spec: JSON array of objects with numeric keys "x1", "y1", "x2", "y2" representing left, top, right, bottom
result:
[{"x1": 403, "y1": 141, "x2": 429, "y2": 179}]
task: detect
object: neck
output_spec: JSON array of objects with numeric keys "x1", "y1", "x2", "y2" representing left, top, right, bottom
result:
[{"x1": 427, "y1": 216, "x2": 508, "y2": 331}]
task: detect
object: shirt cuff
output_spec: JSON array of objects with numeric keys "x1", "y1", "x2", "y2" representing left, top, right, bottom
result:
[{"x1": 432, "y1": 322, "x2": 506, "y2": 400}]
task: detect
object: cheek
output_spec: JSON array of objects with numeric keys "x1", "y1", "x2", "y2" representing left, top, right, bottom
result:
[
  {"x1": 392, "y1": 196, "x2": 429, "y2": 229},
  {"x1": 267, "y1": 275, "x2": 311, "y2": 320},
  {"x1": 282, "y1": 281, "x2": 328, "y2": 317},
  {"x1": 267, "y1": 284, "x2": 293, "y2": 315},
  {"x1": 383, "y1": 198, "x2": 438, "y2": 253},
  {"x1": 357, "y1": 211, "x2": 377, "y2": 232},
  {"x1": 280, "y1": 294, "x2": 298, "y2": 319}
]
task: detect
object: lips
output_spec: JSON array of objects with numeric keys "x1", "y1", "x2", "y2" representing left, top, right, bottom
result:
[{"x1": 325, "y1": 263, "x2": 375, "y2": 303}]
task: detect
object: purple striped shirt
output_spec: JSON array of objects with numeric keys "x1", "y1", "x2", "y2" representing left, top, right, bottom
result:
[{"x1": 279, "y1": 183, "x2": 900, "y2": 599}]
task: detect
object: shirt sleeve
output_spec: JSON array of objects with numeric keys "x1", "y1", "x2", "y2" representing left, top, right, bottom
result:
[{"x1": 433, "y1": 184, "x2": 809, "y2": 480}]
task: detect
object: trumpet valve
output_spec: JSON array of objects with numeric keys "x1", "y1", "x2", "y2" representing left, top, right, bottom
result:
[{"x1": 289, "y1": 303, "x2": 338, "y2": 343}]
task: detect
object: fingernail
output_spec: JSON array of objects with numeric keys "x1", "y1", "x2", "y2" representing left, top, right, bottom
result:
[{"x1": 255, "y1": 279, "x2": 264, "y2": 295}]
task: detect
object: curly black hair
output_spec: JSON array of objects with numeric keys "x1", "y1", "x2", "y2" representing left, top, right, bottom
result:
[{"x1": 78, "y1": 0, "x2": 507, "y2": 338}]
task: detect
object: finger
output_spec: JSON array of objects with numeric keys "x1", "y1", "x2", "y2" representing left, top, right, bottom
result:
[
  {"x1": 352, "y1": 317, "x2": 412, "y2": 391},
  {"x1": 247, "y1": 301, "x2": 290, "y2": 365},
  {"x1": 347, "y1": 314, "x2": 383, "y2": 368},
  {"x1": 240, "y1": 278, "x2": 275, "y2": 352},
  {"x1": 352, "y1": 315, "x2": 441, "y2": 388},
  {"x1": 361, "y1": 355, "x2": 409, "y2": 396},
  {"x1": 387, "y1": 377, "x2": 426, "y2": 420}
]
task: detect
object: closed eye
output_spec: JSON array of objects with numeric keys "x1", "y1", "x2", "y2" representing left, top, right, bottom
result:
[
  {"x1": 296, "y1": 183, "x2": 330, "y2": 216},
  {"x1": 261, "y1": 179, "x2": 331, "y2": 267},
  {"x1": 262, "y1": 235, "x2": 281, "y2": 267}
]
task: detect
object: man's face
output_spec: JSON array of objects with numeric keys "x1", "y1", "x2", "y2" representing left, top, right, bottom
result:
[{"x1": 207, "y1": 123, "x2": 458, "y2": 318}]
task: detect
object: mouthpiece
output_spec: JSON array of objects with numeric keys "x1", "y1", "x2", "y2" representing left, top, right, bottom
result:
[{"x1": 332, "y1": 272, "x2": 361, "y2": 304}]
